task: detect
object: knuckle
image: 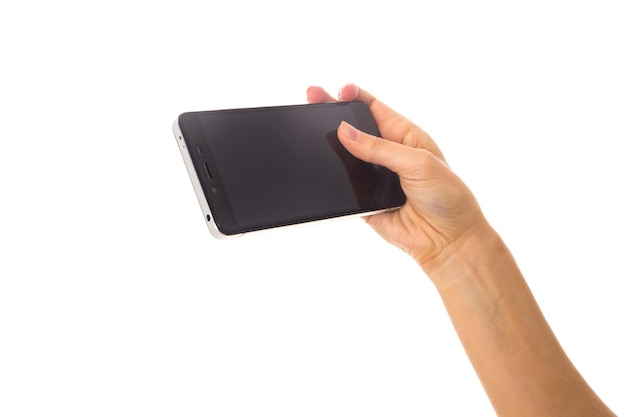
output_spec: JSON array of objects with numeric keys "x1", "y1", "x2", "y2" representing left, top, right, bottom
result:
[{"x1": 366, "y1": 134, "x2": 386, "y2": 160}]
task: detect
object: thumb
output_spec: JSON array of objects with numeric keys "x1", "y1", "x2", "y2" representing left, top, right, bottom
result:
[{"x1": 337, "y1": 121, "x2": 418, "y2": 175}]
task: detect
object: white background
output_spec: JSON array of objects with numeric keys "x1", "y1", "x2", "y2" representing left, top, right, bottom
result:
[{"x1": 1, "y1": 1, "x2": 624, "y2": 416}]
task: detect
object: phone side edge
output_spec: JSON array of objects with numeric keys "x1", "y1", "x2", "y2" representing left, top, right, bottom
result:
[{"x1": 172, "y1": 117, "x2": 244, "y2": 240}]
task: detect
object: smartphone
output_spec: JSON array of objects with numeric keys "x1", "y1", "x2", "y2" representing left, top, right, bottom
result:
[{"x1": 172, "y1": 101, "x2": 406, "y2": 238}]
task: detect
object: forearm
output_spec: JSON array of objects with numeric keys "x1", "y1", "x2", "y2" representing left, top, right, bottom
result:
[{"x1": 423, "y1": 223, "x2": 616, "y2": 417}]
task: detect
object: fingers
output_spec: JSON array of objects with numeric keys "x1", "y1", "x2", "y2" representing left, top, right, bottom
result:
[
  {"x1": 306, "y1": 86, "x2": 336, "y2": 104},
  {"x1": 307, "y1": 83, "x2": 445, "y2": 161},
  {"x1": 337, "y1": 83, "x2": 360, "y2": 102},
  {"x1": 337, "y1": 84, "x2": 413, "y2": 141},
  {"x1": 307, "y1": 84, "x2": 361, "y2": 103},
  {"x1": 339, "y1": 84, "x2": 444, "y2": 160},
  {"x1": 340, "y1": 84, "x2": 404, "y2": 130},
  {"x1": 337, "y1": 121, "x2": 429, "y2": 176},
  {"x1": 308, "y1": 84, "x2": 399, "y2": 128}
]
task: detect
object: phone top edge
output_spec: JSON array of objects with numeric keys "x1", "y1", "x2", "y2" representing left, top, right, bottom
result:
[{"x1": 177, "y1": 100, "x2": 367, "y2": 117}]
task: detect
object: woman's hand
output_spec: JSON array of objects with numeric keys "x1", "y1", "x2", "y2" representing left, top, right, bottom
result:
[
  {"x1": 308, "y1": 84, "x2": 618, "y2": 417},
  {"x1": 307, "y1": 84, "x2": 489, "y2": 269}
]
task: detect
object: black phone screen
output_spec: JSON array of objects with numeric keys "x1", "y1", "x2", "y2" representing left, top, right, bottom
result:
[{"x1": 178, "y1": 102, "x2": 405, "y2": 235}]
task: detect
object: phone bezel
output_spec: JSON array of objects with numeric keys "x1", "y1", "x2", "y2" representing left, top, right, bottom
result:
[{"x1": 173, "y1": 119, "x2": 239, "y2": 239}]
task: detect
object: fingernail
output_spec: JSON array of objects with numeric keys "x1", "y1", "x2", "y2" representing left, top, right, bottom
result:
[
  {"x1": 338, "y1": 83, "x2": 358, "y2": 102},
  {"x1": 339, "y1": 121, "x2": 360, "y2": 141},
  {"x1": 337, "y1": 84, "x2": 349, "y2": 101}
]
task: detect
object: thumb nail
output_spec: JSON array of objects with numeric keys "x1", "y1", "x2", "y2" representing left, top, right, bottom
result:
[{"x1": 339, "y1": 121, "x2": 360, "y2": 141}]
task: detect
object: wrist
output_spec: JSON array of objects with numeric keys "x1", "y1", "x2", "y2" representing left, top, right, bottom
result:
[{"x1": 419, "y1": 220, "x2": 504, "y2": 292}]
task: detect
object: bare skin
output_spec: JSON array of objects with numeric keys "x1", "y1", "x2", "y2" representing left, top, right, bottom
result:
[{"x1": 307, "y1": 84, "x2": 616, "y2": 417}]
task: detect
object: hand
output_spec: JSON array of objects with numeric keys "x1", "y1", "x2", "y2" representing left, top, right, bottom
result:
[
  {"x1": 309, "y1": 85, "x2": 618, "y2": 417},
  {"x1": 307, "y1": 84, "x2": 488, "y2": 269}
]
